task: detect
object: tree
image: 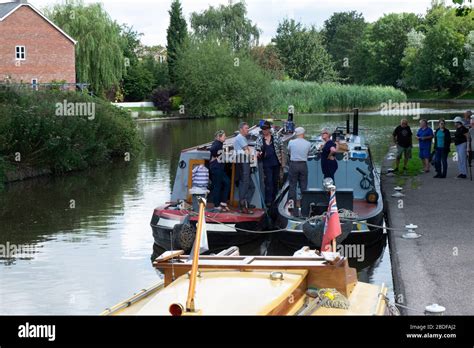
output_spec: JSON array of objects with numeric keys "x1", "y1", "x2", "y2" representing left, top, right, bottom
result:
[
  {"x1": 464, "y1": 31, "x2": 474, "y2": 86},
  {"x1": 322, "y1": 11, "x2": 367, "y2": 82},
  {"x1": 46, "y1": 0, "x2": 125, "y2": 97},
  {"x1": 167, "y1": 0, "x2": 188, "y2": 84},
  {"x1": 351, "y1": 13, "x2": 421, "y2": 86},
  {"x1": 120, "y1": 24, "x2": 142, "y2": 67},
  {"x1": 273, "y1": 19, "x2": 338, "y2": 82},
  {"x1": 250, "y1": 44, "x2": 285, "y2": 80},
  {"x1": 175, "y1": 38, "x2": 270, "y2": 117},
  {"x1": 402, "y1": 6, "x2": 474, "y2": 92},
  {"x1": 400, "y1": 29, "x2": 427, "y2": 90},
  {"x1": 190, "y1": 1, "x2": 260, "y2": 51},
  {"x1": 122, "y1": 63, "x2": 154, "y2": 101}
]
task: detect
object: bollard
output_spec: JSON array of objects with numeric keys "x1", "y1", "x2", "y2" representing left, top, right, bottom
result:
[
  {"x1": 425, "y1": 303, "x2": 446, "y2": 315},
  {"x1": 402, "y1": 224, "x2": 421, "y2": 239}
]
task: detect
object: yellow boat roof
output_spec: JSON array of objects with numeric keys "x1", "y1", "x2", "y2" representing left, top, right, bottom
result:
[{"x1": 136, "y1": 270, "x2": 307, "y2": 316}]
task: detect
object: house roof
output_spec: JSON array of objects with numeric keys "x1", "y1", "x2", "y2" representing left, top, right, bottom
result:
[{"x1": 0, "y1": 1, "x2": 77, "y2": 45}]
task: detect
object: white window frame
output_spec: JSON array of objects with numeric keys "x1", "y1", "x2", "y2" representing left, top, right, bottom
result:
[{"x1": 15, "y1": 46, "x2": 26, "y2": 60}]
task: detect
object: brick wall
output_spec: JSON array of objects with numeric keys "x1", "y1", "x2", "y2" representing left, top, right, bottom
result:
[{"x1": 0, "y1": 5, "x2": 76, "y2": 84}]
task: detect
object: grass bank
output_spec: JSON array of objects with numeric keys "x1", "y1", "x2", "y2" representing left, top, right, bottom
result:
[
  {"x1": 269, "y1": 81, "x2": 407, "y2": 113},
  {"x1": 0, "y1": 89, "x2": 142, "y2": 183}
]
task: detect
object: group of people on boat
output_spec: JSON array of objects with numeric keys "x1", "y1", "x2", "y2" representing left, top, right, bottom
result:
[
  {"x1": 392, "y1": 111, "x2": 474, "y2": 179},
  {"x1": 207, "y1": 121, "x2": 339, "y2": 216}
]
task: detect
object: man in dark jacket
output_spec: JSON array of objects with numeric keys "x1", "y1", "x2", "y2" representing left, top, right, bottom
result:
[
  {"x1": 392, "y1": 119, "x2": 413, "y2": 173},
  {"x1": 433, "y1": 119, "x2": 451, "y2": 179}
]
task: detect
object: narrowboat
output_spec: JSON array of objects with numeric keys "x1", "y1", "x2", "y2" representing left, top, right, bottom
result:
[
  {"x1": 150, "y1": 120, "x2": 295, "y2": 253},
  {"x1": 273, "y1": 109, "x2": 385, "y2": 250}
]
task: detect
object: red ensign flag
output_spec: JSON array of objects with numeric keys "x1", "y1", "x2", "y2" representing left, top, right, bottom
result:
[{"x1": 321, "y1": 190, "x2": 342, "y2": 252}]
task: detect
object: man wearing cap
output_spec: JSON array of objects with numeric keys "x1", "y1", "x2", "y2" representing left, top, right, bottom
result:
[
  {"x1": 453, "y1": 116, "x2": 469, "y2": 179},
  {"x1": 255, "y1": 121, "x2": 284, "y2": 207},
  {"x1": 287, "y1": 127, "x2": 311, "y2": 215}
]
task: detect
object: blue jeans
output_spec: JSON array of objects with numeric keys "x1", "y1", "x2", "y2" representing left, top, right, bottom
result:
[
  {"x1": 456, "y1": 144, "x2": 467, "y2": 175},
  {"x1": 434, "y1": 147, "x2": 448, "y2": 178},
  {"x1": 210, "y1": 167, "x2": 230, "y2": 207}
]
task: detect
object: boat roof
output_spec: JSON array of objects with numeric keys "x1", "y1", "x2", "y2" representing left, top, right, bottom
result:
[{"x1": 135, "y1": 269, "x2": 307, "y2": 315}]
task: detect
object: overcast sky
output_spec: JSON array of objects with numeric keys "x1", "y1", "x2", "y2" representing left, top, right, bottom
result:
[{"x1": 27, "y1": 0, "x2": 435, "y2": 46}]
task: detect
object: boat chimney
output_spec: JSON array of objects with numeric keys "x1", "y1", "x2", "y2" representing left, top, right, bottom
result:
[{"x1": 353, "y1": 108, "x2": 359, "y2": 136}]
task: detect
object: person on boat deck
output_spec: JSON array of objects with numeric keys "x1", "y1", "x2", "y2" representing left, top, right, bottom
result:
[
  {"x1": 433, "y1": 119, "x2": 451, "y2": 179},
  {"x1": 287, "y1": 127, "x2": 311, "y2": 215},
  {"x1": 392, "y1": 119, "x2": 413, "y2": 174},
  {"x1": 209, "y1": 130, "x2": 231, "y2": 211},
  {"x1": 453, "y1": 116, "x2": 469, "y2": 179},
  {"x1": 256, "y1": 121, "x2": 284, "y2": 207},
  {"x1": 234, "y1": 122, "x2": 256, "y2": 214},
  {"x1": 321, "y1": 128, "x2": 339, "y2": 182},
  {"x1": 416, "y1": 119, "x2": 434, "y2": 173}
]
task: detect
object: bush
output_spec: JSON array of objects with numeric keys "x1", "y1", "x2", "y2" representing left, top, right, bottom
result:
[
  {"x1": 170, "y1": 95, "x2": 183, "y2": 111},
  {"x1": 0, "y1": 88, "x2": 142, "y2": 177},
  {"x1": 151, "y1": 86, "x2": 177, "y2": 113},
  {"x1": 175, "y1": 38, "x2": 271, "y2": 117},
  {"x1": 269, "y1": 80, "x2": 407, "y2": 113}
]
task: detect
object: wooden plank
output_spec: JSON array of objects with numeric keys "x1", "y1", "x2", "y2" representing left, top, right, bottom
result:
[{"x1": 155, "y1": 250, "x2": 184, "y2": 263}]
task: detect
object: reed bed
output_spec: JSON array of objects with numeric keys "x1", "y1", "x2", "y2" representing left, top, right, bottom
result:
[{"x1": 269, "y1": 80, "x2": 407, "y2": 113}]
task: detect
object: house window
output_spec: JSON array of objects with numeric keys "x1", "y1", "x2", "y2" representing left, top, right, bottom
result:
[
  {"x1": 15, "y1": 46, "x2": 26, "y2": 60},
  {"x1": 31, "y1": 78, "x2": 38, "y2": 90}
]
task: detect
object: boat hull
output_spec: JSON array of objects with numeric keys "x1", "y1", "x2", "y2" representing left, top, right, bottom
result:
[
  {"x1": 150, "y1": 208, "x2": 266, "y2": 253},
  {"x1": 274, "y1": 209, "x2": 384, "y2": 251}
]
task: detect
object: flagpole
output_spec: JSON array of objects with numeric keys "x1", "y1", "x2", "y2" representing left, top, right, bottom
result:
[
  {"x1": 186, "y1": 197, "x2": 206, "y2": 312},
  {"x1": 330, "y1": 186, "x2": 337, "y2": 252}
]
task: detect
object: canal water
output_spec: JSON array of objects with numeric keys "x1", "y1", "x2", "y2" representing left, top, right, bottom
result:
[{"x1": 0, "y1": 106, "x2": 470, "y2": 314}]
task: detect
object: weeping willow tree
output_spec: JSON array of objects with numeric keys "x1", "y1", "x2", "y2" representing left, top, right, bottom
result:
[{"x1": 45, "y1": 0, "x2": 125, "y2": 97}]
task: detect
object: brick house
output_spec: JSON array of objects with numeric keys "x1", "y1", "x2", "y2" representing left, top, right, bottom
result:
[{"x1": 0, "y1": 0, "x2": 76, "y2": 86}]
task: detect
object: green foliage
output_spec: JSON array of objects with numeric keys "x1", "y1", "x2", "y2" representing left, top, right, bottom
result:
[
  {"x1": 269, "y1": 80, "x2": 407, "y2": 113},
  {"x1": 122, "y1": 63, "x2": 154, "y2": 101},
  {"x1": 175, "y1": 38, "x2": 271, "y2": 117},
  {"x1": 0, "y1": 89, "x2": 142, "y2": 177},
  {"x1": 190, "y1": 1, "x2": 260, "y2": 51},
  {"x1": 322, "y1": 11, "x2": 367, "y2": 82},
  {"x1": 45, "y1": 0, "x2": 125, "y2": 98},
  {"x1": 351, "y1": 13, "x2": 421, "y2": 86},
  {"x1": 141, "y1": 56, "x2": 169, "y2": 89},
  {"x1": 402, "y1": 7, "x2": 474, "y2": 92},
  {"x1": 250, "y1": 45, "x2": 285, "y2": 80},
  {"x1": 273, "y1": 19, "x2": 339, "y2": 83},
  {"x1": 167, "y1": 0, "x2": 188, "y2": 84},
  {"x1": 170, "y1": 96, "x2": 183, "y2": 111}
]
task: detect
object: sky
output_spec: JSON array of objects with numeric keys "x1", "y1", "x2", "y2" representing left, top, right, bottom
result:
[{"x1": 25, "y1": 0, "x2": 435, "y2": 46}]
